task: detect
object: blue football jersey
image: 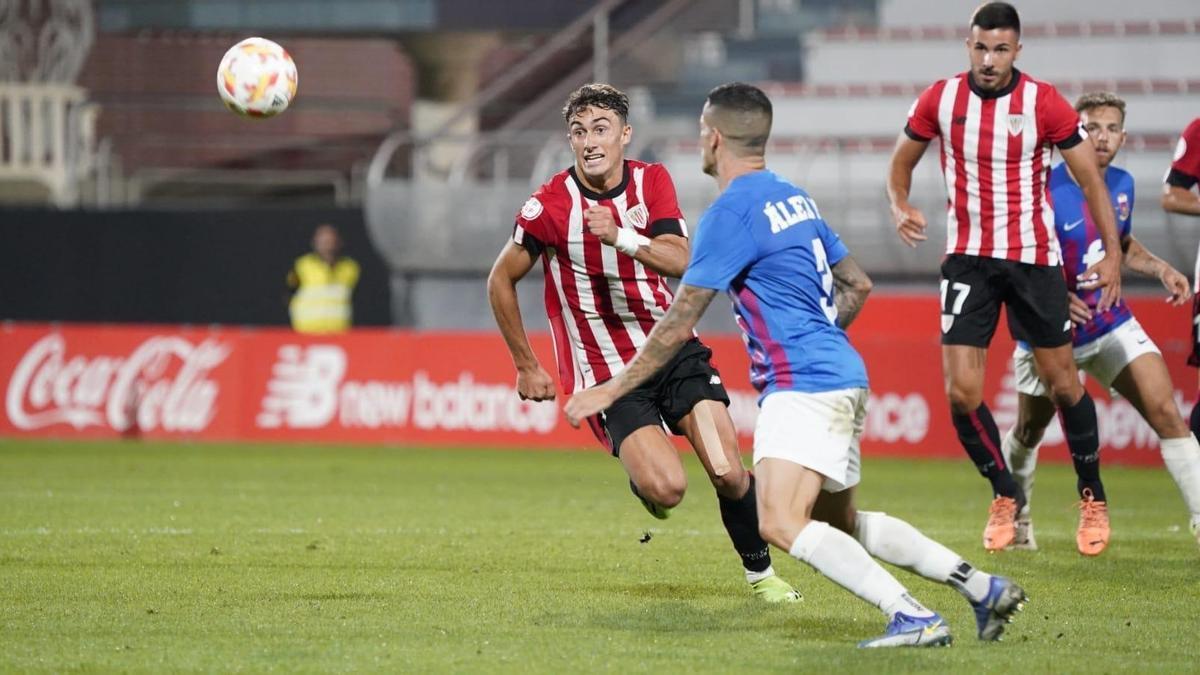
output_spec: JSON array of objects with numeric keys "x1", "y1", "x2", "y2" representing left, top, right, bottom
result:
[
  {"x1": 1048, "y1": 162, "x2": 1134, "y2": 346},
  {"x1": 682, "y1": 170, "x2": 868, "y2": 397}
]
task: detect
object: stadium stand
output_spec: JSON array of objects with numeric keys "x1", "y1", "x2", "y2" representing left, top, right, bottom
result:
[{"x1": 78, "y1": 33, "x2": 416, "y2": 205}]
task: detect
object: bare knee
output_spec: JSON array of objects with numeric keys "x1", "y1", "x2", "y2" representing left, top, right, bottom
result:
[
  {"x1": 946, "y1": 379, "x2": 983, "y2": 415},
  {"x1": 1045, "y1": 380, "x2": 1082, "y2": 409},
  {"x1": 635, "y1": 474, "x2": 687, "y2": 509},
  {"x1": 1039, "y1": 365, "x2": 1083, "y2": 408},
  {"x1": 1147, "y1": 399, "x2": 1189, "y2": 438},
  {"x1": 709, "y1": 463, "x2": 749, "y2": 500}
]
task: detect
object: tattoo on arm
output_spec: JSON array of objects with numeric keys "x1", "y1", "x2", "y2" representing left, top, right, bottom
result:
[
  {"x1": 608, "y1": 285, "x2": 717, "y2": 399},
  {"x1": 1121, "y1": 237, "x2": 1166, "y2": 279},
  {"x1": 831, "y1": 256, "x2": 872, "y2": 329}
]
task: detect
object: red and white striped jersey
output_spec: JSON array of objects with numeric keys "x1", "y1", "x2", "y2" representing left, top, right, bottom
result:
[
  {"x1": 1167, "y1": 117, "x2": 1200, "y2": 187},
  {"x1": 511, "y1": 160, "x2": 687, "y2": 393},
  {"x1": 1164, "y1": 117, "x2": 1200, "y2": 291},
  {"x1": 905, "y1": 69, "x2": 1087, "y2": 266}
]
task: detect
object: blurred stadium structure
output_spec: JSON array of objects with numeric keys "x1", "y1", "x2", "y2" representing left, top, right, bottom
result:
[{"x1": 1, "y1": 0, "x2": 1197, "y2": 329}]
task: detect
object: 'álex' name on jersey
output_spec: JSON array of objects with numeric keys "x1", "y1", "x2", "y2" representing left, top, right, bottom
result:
[{"x1": 763, "y1": 194, "x2": 823, "y2": 234}]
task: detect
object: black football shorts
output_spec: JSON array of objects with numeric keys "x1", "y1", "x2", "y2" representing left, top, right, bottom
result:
[
  {"x1": 939, "y1": 254, "x2": 1072, "y2": 349},
  {"x1": 588, "y1": 338, "x2": 731, "y2": 456}
]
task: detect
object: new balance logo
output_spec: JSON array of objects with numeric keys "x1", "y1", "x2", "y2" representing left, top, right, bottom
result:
[{"x1": 952, "y1": 116, "x2": 968, "y2": 125}]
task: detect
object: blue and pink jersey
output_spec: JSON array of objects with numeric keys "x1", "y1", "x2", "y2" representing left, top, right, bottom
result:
[
  {"x1": 1046, "y1": 162, "x2": 1134, "y2": 347},
  {"x1": 682, "y1": 170, "x2": 868, "y2": 398}
]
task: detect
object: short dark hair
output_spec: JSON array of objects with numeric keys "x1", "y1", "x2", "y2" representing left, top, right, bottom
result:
[
  {"x1": 562, "y1": 83, "x2": 629, "y2": 124},
  {"x1": 705, "y1": 82, "x2": 773, "y2": 153},
  {"x1": 971, "y1": 2, "x2": 1020, "y2": 35},
  {"x1": 1075, "y1": 91, "x2": 1126, "y2": 125}
]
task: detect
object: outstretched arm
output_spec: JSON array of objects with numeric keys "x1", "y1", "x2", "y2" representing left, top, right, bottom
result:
[
  {"x1": 1122, "y1": 235, "x2": 1192, "y2": 306},
  {"x1": 831, "y1": 255, "x2": 873, "y2": 329},
  {"x1": 487, "y1": 242, "x2": 557, "y2": 401},
  {"x1": 563, "y1": 284, "x2": 716, "y2": 426}
]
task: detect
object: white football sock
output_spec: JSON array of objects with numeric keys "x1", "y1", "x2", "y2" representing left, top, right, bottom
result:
[
  {"x1": 854, "y1": 510, "x2": 992, "y2": 603},
  {"x1": 1002, "y1": 428, "x2": 1038, "y2": 517},
  {"x1": 788, "y1": 520, "x2": 931, "y2": 618},
  {"x1": 745, "y1": 566, "x2": 775, "y2": 584},
  {"x1": 1160, "y1": 435, "x2": 1200, "y2": 518}
]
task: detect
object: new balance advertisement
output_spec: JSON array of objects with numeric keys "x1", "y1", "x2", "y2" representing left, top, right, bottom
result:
[{"x1": 0, "y1": 295, "x2": 1192, "y2": 465}]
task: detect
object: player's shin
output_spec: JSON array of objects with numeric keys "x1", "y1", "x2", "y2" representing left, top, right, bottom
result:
[
  {"x1": 853, "y1": 511, "x2": 993, "y2": 602},
  {"x1": 717, "y1": 473, "x2": 774, "y2": 579},
  {"x1": 951, "y1": 404, "x2": 1024, "y2": 504},
  {"x1": 790, "y1": 520, "x2": 931, "y2": 619},
  {"x1": 1002, "y1": 428, "x2": 1039, "y2": 517},
  {"x1": 1190, "y1": 402, "x2": 1200, "y2": 444},
  {"x1": 1060, "y1": 392, "x2": 1106, "y2": 501},
  {"x1": 1159, "y1": 435, "x2": 1200, "y2": 524}
]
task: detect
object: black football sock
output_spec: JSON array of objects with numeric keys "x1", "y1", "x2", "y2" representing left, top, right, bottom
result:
[
  {"x1": 951, "y1": 404, "x2": 1025, "y2": 506},
  {"x1": 1060, "y1": 391, "x2": 1106, "y2": 501},
  {"x1": 718, "y1": 473, "x2": 771, "y2": 574},
  {"x1": 1190, "y1": 398, "x2": 1200, "y2": 441}
]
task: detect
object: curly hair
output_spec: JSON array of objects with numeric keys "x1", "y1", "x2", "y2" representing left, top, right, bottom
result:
[
  {"x1": 562, "y1": 83, "x2": 630, "y2": 124},
  {"x1": 1074, "y1": 91, "x2": 1126, "y2": 125}
]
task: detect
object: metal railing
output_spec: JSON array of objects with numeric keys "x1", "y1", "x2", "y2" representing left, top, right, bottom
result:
[{"x1": 0, "y1": 83, "x2": 98, "y2": 207}]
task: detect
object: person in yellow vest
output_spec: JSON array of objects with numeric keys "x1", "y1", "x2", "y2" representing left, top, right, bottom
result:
[{"x1": 287, "y1": 224, "x2": 360, "y2": 333}]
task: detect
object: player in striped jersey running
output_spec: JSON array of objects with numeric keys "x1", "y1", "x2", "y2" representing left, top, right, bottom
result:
[
  {"x1": 487, "y1": 83, "x2": 800, "y2": 602},
  {"x1": 886, "y1": 2, "x2": 1124, "y2": 552}
]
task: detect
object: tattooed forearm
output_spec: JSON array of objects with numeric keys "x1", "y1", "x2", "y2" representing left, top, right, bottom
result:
[
  {"x1": 834, "y1": 282, "x2": 868, "y2": 329},
  {"x1": 831, "y1": 255, "x2": 872, "y2": 329},
  {"x1": 1122, "y1": 237, "x2": 1167, "y2": 279},
  {"x1": 607, "y1": 285, "x2": 717, "y2": 399}
]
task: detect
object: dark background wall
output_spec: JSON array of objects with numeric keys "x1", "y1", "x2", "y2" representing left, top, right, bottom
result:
[{"x1": 0, "y1": 208, "x2": 392, "y2": 326}]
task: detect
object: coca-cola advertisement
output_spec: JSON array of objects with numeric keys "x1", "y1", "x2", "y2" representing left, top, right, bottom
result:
[
  {"x1": 2, "y1": 326, "x2": 241, "y2": 439},
  {"x1": 1, "y1": 293, "x2": 1193, "y2": 465}
]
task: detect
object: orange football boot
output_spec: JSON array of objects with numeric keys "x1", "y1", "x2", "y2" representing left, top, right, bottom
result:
[
  {"x1": 1076, "y1": 488, "x2": 1110, "y2": 556},
  {"x1": 983, "y1": 496, "x2": 1018, "y2": 551}
]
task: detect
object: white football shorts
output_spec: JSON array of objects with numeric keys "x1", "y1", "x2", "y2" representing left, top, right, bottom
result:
[
  {"x1": 1013, "y1": 317, "x2": 1161, "y2": 397},
  {"x1": 753, "y1": 387, "x2": 868, "y2": 493}
]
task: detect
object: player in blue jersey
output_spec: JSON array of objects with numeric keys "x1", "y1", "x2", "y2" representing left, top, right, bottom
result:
[
  {"x1": 566, "y1": 83, "x2": 1027, "y2": 648},
  {"x1": 1002, "y1": 92, "x2": 1200, "y2": 552}
]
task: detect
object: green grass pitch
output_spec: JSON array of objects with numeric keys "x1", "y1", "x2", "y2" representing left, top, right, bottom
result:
[{"x1": 2, "y1": 438, "x2": 1198, "y2": 672}]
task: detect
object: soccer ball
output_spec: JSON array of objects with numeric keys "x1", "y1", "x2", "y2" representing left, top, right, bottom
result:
[{"x1": 216, "y1": 37, "x2": 298, "y2": 118}]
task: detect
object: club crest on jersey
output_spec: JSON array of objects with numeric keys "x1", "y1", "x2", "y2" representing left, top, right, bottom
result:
[
  {"x1": 1116, "y1": 193, "x2": 1130, "y2": 220},
  {"x1": 941, "y1": 314, "x2": 954, "y2": 334},
  {"x1": 521, "y1": 197, "x2": 543, "y2": 220},
  {"x1": 1006, "y1": 114, "x2": 1025, "y2": 136},
  {"x1": 625, "y1": 203, "x2": 648, "y2": 230}
]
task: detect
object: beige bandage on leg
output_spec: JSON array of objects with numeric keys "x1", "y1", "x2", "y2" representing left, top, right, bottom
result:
[{"x1": 693, "y1": 402, "x2": 732, "y2": 477}]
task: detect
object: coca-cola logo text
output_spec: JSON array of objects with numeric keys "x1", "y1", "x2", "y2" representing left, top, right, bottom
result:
[{"x1": 6, "y1": 333, "x2": 231, "y2": 433}]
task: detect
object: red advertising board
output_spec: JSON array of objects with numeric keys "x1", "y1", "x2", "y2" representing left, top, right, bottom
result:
[{"x1": 2, "y1": 294, "x2": 1194, "y2": 466}]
